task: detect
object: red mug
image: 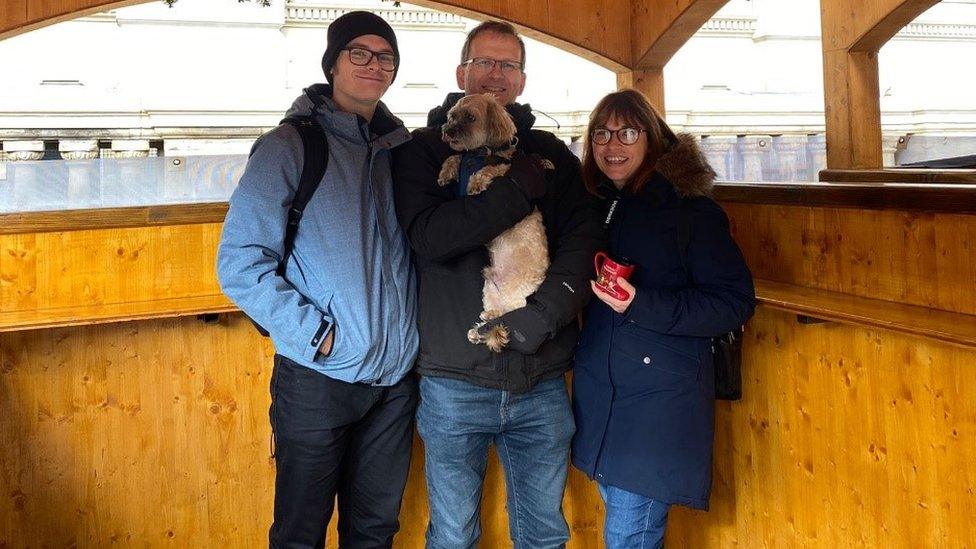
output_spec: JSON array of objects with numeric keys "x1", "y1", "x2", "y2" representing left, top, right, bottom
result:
[{"x1": 594, "y1": 251, "x2": 635, "y2": 301}]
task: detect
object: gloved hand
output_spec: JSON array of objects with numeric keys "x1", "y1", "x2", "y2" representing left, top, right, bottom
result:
[
  {"x1": 478, "y1": 304, "x2": 552, "y2": 354},
  {"x1": 506, "y1": 152, "x2": 547, "y2": 201}
]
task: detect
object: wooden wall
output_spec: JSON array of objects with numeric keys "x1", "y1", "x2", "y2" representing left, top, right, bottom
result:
[
  {"x1": 0, "y1": 313, "x2": 606, "y2": 547},
  {"x1": 668, "y1": 305, "x2": 976, "y2": 547},
  {"x1": 724, "y1": 204, "x2": 976, "y2": 316}
]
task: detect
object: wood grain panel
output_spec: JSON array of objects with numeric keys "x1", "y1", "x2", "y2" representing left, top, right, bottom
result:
[
  {"x1": 667, "y1": 306, "x2": 976, "y2": 547},
  {"x1": 724, "y1": 203, "x2": 976, "y2": 316},
  {"x1": 0, "y1": 223, "x2": 227, "y2": 327},
  {"x1": 0, "y1": 314, "x2": 605, "y2": 548}
]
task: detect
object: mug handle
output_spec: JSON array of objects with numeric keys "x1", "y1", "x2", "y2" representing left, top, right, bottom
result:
[{"x1": 594, "y1": 251, "x2": 608, "y2": 277}]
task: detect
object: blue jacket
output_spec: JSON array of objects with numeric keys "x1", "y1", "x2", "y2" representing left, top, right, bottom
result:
[
  {"x1": 217, "y1": 84, "x2": 418, "y2": 386},
  {"x1": 571, "y1": 135, "x2": 755, "y2": 509}
]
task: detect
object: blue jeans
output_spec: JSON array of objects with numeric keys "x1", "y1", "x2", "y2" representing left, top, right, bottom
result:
[
  {"x1": 598, "y1": 484, "x2": 670, "y2": 549},
  {"x1": 417, "y1": 375, "x2": 575, "y2": 549}
]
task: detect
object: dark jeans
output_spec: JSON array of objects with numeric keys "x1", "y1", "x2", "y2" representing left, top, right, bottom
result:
[{"x1": 269, "y1": 355, "x2": 418, "y2": 549}]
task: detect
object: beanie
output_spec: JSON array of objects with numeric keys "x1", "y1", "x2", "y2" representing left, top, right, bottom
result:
[{"x1": 321, "y1": 11, "x2": 399, "y2": 83}]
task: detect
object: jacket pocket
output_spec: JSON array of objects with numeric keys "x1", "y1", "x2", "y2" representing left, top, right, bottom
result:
[{"x1": 613, "y1": 327, "x2": 703, "y2": 380}]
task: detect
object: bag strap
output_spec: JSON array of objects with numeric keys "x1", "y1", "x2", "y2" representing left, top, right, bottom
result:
[{"x1": 275, "y1": 115, "x2": 329, "y2": 276}]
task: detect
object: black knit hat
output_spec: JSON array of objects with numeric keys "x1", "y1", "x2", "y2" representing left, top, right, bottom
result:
[{"x1": 321, "y1": 11, "x2": 399, "y2": 83}]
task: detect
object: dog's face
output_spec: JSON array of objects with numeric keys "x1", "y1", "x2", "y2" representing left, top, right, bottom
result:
[{"x1": 441, "y1": 94, "x2": 517, "y2": 152}]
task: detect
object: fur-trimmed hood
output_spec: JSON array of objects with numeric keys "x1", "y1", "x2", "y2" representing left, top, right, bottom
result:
[{"x1": 654, "y1": 133, "x2": 716, "y2": 198}]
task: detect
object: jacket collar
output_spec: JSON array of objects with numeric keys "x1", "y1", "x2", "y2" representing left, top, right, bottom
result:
[
  {"x1": 426, "y1": 92, "x2": 537, "y2": 132},
  {"x1": 603, "y1": 133, "x2": 716, "y2": 208},
  {"x1": 286, "y1": 83, "x2": 410, "y2": 150}
]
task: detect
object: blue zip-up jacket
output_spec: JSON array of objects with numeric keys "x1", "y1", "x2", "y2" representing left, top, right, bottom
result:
[{"x1": 216, "y1": 84, "x2": 417, "y2": 386}]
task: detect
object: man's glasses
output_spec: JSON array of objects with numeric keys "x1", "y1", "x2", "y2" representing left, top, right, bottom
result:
[
  {"x1": 591, "y1": 127, "x2": 645, "y2": 146},
  {"x1": 343, "y1": 47, "x2": 397, "y2": 71},
  {"x1": 461, "y1": 57, "x2": 523, "y2": 75}
]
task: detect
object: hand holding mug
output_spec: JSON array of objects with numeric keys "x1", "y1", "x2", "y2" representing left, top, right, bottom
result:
[
  {"x1": 593, "y1": 251, "x2": 636, "y2": 313},
  {"x1": 591, "y1": 278, "x2": 635, "y2": 313}
]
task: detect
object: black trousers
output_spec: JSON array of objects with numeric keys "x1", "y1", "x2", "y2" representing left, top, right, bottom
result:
[{"x1": 268, "y1": 355, "x2": 418, "y2": 549}]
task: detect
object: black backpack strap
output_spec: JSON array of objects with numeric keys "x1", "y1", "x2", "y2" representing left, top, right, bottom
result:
[{"x1": 276, "y1": 115, "x2": 329, "y2": 276}]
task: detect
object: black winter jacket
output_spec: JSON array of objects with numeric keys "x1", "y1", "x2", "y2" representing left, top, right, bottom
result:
[{"x1": 393, "y1": 93, "x2": 604, "y2": 392}]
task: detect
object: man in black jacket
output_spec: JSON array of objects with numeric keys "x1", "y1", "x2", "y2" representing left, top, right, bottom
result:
[{"x1": 393, "y1": 20, "x2": 604, "y2": 549}]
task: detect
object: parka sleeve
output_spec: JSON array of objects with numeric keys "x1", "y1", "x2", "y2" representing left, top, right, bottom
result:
[
  {"x1": 623, "y1": 200, "x2": 756, "y2": 337},
  {"x1": 524, "y1": 144, "x2": 606, "y2": 334},
  {"x1": 393, "y1": 131, "x2": 535, "y2": 263},
  {"x1": 216, "y1": 127, "x2": 334, "y2": 362}
]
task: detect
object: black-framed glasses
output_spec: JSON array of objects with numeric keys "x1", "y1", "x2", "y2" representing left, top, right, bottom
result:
[
  {"x1": 591, "y1": 127, "x2": 645, "y2": 146},
  {"x1": 343, "y1": 47, "x2": 397, "y2": 71},
  {"x1": 461, "y1": 57, "x2": 523, "y2": 74}
]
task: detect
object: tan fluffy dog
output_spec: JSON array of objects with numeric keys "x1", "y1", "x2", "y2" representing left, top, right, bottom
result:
[{"x1": 437, "y1": 94, "x2": 552, "y2": 352}]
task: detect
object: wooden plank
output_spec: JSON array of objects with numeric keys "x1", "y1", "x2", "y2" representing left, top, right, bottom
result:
[
  {"x1": 631, "y1": 0, "x2": 728, "y2": 69},
  {"x1": 0, "y1": 293, "x2": 236, "y2": 332},
  {"x1": 755, "y1": 279, "x2": 976, "y2": 349},
  {"x1": 0, "y1": 202, "x2": 229, "y2": 235},
  {"x1": 819, "y1": 169, "x2": 976, "y2": 185},
  {"x1": 713, "y1": 182, "x2": 976, "y2": 213}
]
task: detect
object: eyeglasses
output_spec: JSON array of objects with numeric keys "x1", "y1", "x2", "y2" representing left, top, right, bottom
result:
[
  {"x1": 461, "y1": 57, "x2": 523, "y2": 75},
  {"x1": 342, "y1": 47, "x2": 397, "y2": 71},
  {"x1": 591, "y1": 127, "x2": 645, "y2": 146}
]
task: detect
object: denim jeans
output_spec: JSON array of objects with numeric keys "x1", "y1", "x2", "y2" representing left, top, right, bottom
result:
[
  {"x1": 269, "y1": 355, "x2": 418, "y2": 549},
  {"x1": 598, "y1": 483, "x2": 670, "y2": 549},
  {"x1": 417, "y1": 375, "x2": 575, "y2": 549}
]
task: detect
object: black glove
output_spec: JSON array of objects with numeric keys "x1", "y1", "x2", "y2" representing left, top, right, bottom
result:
[
  {"x1": 506, "y1": 152, "x2": 547, "y2": 201},
  {"x1": 478, "y1": 304, "x2": 552, "y2": 354}
]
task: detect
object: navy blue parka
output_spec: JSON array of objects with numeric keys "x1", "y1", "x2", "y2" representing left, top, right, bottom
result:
[{"x1": 571, "y1": 134, "x2": 755, "y2": 510}]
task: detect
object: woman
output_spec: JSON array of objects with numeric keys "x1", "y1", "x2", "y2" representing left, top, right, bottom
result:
[{"x1": 571, "y1": 89, "x2": 755, "y2": 548}]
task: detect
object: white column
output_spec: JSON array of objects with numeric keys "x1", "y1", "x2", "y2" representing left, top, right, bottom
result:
[
  {"x1": 699, "y1": 136, "x2": 736, "y2": 181},
  {"x1": 60, "y1": 140, "x2": 101, "y2": 207},
  {"x1": 110, "y1": 139, "x2": 151, "y2": 158},
  {"x1": 806, "y1": 134, "x2": 827, "y2": 180},
  {"x1": 2, "y1": 141, "x2": 46, "y2": 211},
  {"x1": 882, "y1": 134, "x2": 906, "y2": 168},
  {"x1": 772, "y1": 135, "x2": 809, "y2": 182},
  {"x1": 738, "y1": 135, "x2": 773, "y2": 182}
]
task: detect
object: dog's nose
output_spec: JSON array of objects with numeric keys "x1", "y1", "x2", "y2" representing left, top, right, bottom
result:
[{"x1": 441, "y1": 124, "x2": 455, "y2": 137}]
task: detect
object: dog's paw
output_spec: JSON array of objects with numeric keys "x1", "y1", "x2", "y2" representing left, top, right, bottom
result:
[
  {"x1": 485, "y1": 324, "x2": 510, "y2": 353},
  {"x1": 479, "y1": 310, "x2": 501, "y2": 321},
  {"x1": 468, "y1": 321, "x2": 487, "y2": 344}
]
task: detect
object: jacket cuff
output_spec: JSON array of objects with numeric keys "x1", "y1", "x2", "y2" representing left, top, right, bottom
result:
[{"x1": 302, "y1": 313, "x2": 335, "y2": 362}]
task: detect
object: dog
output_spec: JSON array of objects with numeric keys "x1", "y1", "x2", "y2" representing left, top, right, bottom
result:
[{"x1": 438, "y1": 93, "x2": 553, "y2": 353}]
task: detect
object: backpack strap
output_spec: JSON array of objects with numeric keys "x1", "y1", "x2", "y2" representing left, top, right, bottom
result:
[{"x1": 276, "y1": 115, "x2": 329, "y2": 276}]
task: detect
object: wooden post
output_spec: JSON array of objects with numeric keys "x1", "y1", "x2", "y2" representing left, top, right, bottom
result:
[{"x1": 617, "y1": 69, "x2": 665, "y2": 113}]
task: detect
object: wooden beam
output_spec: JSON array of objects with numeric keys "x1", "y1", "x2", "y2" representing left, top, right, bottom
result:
[
  {"x1": 819, "y1": 0, "x2": 940, "y2": 170},
  {"x1": 631, "y1": 0, "x2": 728, "y2": 69},
  {"x1": 616, "y1": 69, "x2": 665, "y2": 113}
]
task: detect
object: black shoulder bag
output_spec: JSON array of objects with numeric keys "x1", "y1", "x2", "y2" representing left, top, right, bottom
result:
[{"x1": 675, "y1": 207, "x2": 744, "y2": 401}]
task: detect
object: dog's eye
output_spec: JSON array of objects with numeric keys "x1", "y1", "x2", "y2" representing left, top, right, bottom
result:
[{"x1": 465, "y1": 113, "x2": 476, "y2": 123}]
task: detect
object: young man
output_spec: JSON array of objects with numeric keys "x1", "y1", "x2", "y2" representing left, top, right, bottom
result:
[
  {"x1": 216, "y1": 11, "x2": 417, "y2": 549},
  {"x1": 393, "y1": 21, "x2": 604, "y2": 549}
]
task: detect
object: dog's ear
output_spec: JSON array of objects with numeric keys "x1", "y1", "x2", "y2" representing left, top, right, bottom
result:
[{"x1": 484, "y1": 96, "x2": 517, "y2": 148}]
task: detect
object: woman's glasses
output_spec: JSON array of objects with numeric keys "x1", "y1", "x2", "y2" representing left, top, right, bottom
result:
[
  {"x1": 591, "y1": 127, "x2": 644, "y2": 146},
  {"x1": 343, "y1": 47, "x2": 397, "y2": 71}
]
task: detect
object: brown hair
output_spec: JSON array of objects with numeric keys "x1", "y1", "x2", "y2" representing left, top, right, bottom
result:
[
  {"x1": 460, "y1": 21, "x2": 526, "y2": 68},
  {"x1": 581, "y1": 89, "x2": 677, "y2": 197}
]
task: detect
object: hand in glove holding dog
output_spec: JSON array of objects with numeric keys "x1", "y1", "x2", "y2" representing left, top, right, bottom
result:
[{"x1": 476, "y1": 303, "x2": 552, "y2": 354}]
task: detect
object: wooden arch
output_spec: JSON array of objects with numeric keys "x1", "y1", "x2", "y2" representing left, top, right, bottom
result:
[
  {"x1": 820, "y1": 0, "x2": 941, "y2": 169},
  {"x1": 1, "y1": 0, "x2": 732, "y2": 111}
]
